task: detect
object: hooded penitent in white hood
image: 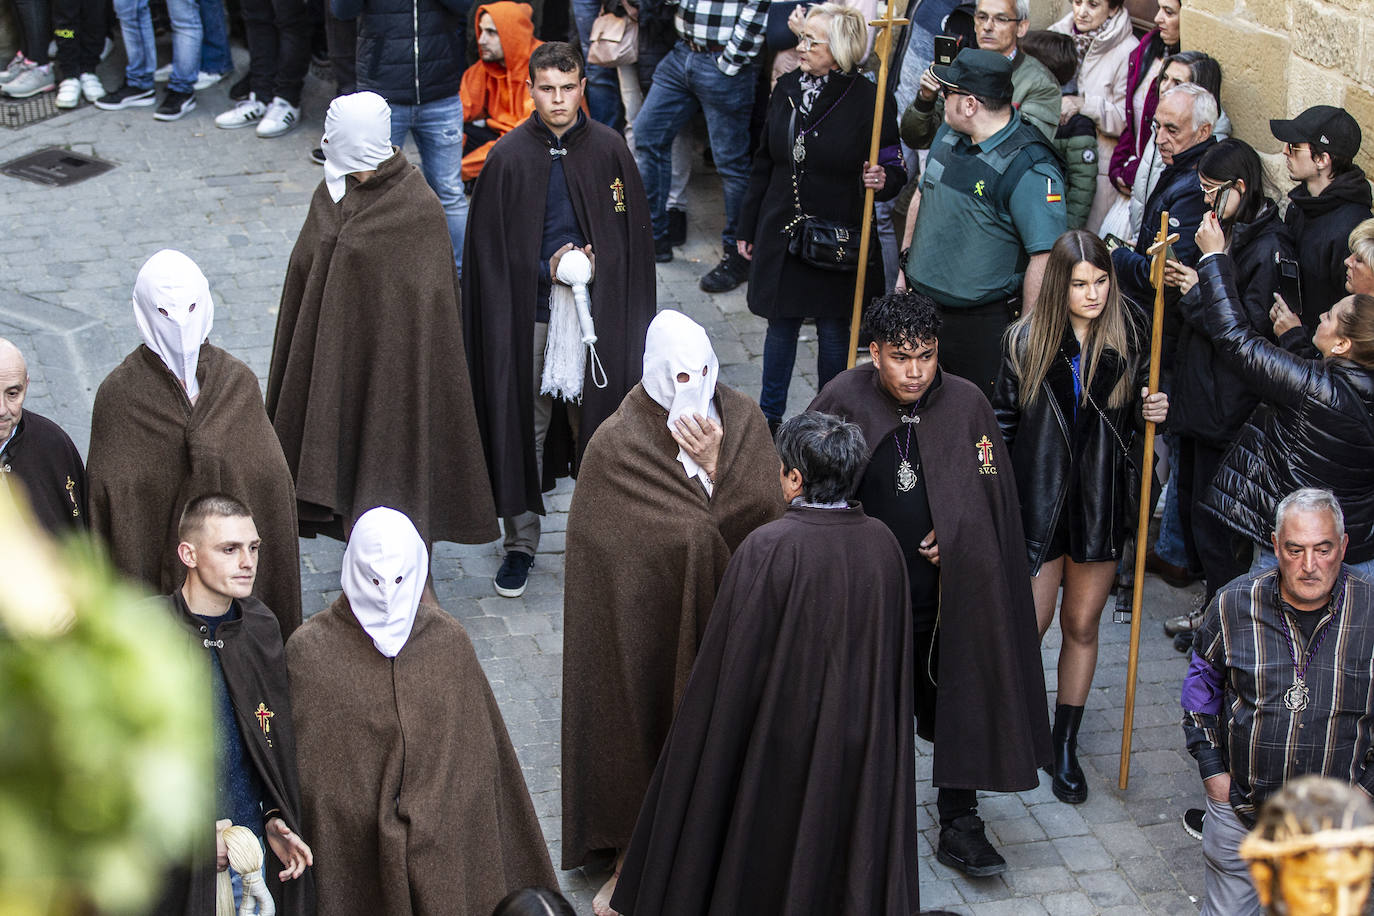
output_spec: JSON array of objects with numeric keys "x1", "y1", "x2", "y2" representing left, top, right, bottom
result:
[
  {"x1": 322, "y1": 91, "x2": 394, "y2": 203},
  {"x1": 341, "y1": 506, "x2": 429, "y2": 658},
  {"x1": 132, "y1": 249, "x2": 214, "y2": 401},
  {"x1": 641, "y1": 309, "x2": 720, "y2": 490}
]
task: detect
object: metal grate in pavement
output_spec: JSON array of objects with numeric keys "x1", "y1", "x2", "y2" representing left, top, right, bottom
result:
[
  {"x1": 1, "y1": 146, "x2": 116, "y2": 186},
  {"x1": 0, "y1": 93, "x2": 61, "y2": 130}
]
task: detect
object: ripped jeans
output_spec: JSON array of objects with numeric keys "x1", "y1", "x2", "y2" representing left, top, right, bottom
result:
[{"x1": 390, "y1": 92, "x2": 469, "y2": 273}]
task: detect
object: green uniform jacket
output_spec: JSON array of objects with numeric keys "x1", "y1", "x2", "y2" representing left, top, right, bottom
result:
[{"x1": 899, "y1": 48, "x2": 1061, "y2": 150}]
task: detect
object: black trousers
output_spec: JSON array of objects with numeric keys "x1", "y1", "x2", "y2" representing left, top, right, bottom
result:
[
  {"x1": 240, "y1": 0, "x2": 311, "y2": 106},
  {"x1": 934, "y1": 299, "x2": 1017, "y2": 398},
  {"x1": 1178, "y1": 435, "x2": 1251, "y2": 603},
  {"x1": 914, "y1": 627, "x2": 980, "y2": 827},
  {"x1": 53, "y1": 0, "x2": 107, "y2": 76},
  {"x1": 12, "y1": 0, "x2": 52, "y2": 63},
  {"x1": 323, "y1": 2, "x2": 354, "y2": 95}
]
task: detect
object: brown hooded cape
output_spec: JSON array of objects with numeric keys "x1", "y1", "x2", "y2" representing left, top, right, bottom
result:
[
  {"x1": 462, "y1": 114, "x2": 656, "y2": 519},
  {"x1": 286, "y1": 597, "x2": 556, "y2": 915},
  {"x1": 267, "y1": 149, "x2": 498, "y2": 546},
  {"x1": 87, "y1": 343, "x2": 302, "y2": 637},
  {"x1": 560, "y1": 383, "x2": 784, "y2": 869},
  {"x1": 810, "y1": 365, "x2": 1052, "y2": 791},
  {"x1": 611, "y1": 506, "x2": 920, "y2": 916}
]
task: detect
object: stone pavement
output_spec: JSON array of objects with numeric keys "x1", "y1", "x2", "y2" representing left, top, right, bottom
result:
[{"x1": 1, "y1": 48, "x2": 1210, "y2": 914}]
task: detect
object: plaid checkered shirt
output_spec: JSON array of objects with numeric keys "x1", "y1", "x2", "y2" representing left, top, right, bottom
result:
[
  {"x1": 1181, "y1": 567, "x2": 1374, "y2": 824},
  {"x1": 673, "y1": 0, "x2": 772, "y2": 76}
]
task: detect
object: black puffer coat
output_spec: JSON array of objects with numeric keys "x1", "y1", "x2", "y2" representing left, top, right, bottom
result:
[
  {"x1": 1198, "y1": 254, "x2": 1374, "y2": 563},
  {"x1": 335, "y1": 0, "x2": 470, "y2": 105},
  {"x1": 993, "y1": 321, "x2": 1148, "y2": 574},
  {"x1": 1284, "y1": 167, "x2": 1373, "y2": 328},
  {"x1": 1171, "y1": 199, "x2": 1293, "y2": 448}
]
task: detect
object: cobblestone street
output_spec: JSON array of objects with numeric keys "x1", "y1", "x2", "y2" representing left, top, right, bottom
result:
[{"x1": 2, "y1": 52, "x2": 1210, "y2": 913}]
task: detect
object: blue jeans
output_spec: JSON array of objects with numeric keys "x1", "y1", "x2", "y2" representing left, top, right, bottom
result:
[
  {"x1": 390, "y1": 94, "x2": 469, "y2": 273},
  {"x1": 634, "y1": 42, "x2": 756, "y2": 248},
  {"x1": 1251, "y1": 545, "x2": 1374, "y2": 581},
  {"x1": 571, "y1": 0, "x2": 622, "y2": 127},
  {"x1": 1154, "y1": 436, "x2": 1190, "y2": 568},
  {"x1": 198, "y1": 0, "x2": 232, "y2": 74},
  {"x1": 760, "y1": 316, "x2": 849, "y2": 422},
  {"x1": 113, "y1": 0, "x2": 200, "y2": 91}
]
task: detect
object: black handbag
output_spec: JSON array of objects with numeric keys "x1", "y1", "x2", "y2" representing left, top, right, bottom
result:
[{"x1": 784, "y1": 106, "x2": 861, "y2": 273}]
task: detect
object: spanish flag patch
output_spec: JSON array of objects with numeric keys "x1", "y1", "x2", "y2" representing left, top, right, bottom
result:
[{"x1": 1045, "y1": 177, "x2": 1061, "y2": 203}]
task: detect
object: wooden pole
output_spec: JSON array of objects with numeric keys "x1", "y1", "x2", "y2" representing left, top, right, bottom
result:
[
  {"x1": 845, "y1": 0, "x2": 910, "y2": 368},
  {"x1": 1119, "y1": 210, "x2": 1178, "y2": 789}
]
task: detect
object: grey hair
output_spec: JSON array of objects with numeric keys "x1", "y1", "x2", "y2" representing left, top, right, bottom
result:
[
  {"x1": 1161, "y1": 82, "x2": 1219, "y2": 132},
  {"x1": 1014, "y1": 0, "x2": 1030, "y2": 19},
  {"x1": 775, "y1": 410, "x2": 868, "y2": 504},
  {"x1": 1274, "y1": 488, "x2": 1346, "y2": 542}
]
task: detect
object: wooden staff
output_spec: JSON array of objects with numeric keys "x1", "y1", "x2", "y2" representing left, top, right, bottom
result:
[
  {"x1": 845, "y1": 0, "x2": 910, "y2": 367},
  {"x1": 1119, "y1": 210, "x2": 1178, "y2": 789}
]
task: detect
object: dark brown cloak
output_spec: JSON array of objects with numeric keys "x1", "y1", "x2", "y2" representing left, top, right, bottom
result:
[
  {"x1": 153, "y1": 593, "x2": 314, "y2": 916},
  {"x1": 462, "y1": 114, "x2": 657, "y2": 518},
  {"x1": 810, "y1": 365, "x2": 1052, "y2": 791},
  {"x1": 560, "y1": 383, "x2": 784, "y2": 869},
  {"x1": 1, "y1": 410, "x2": 87, "y2": 535},
  {"x1": 286, "y1": 597, "x2": 555, "y2": 916},
  {"x1": 266, "y1": 149, "x2": 498, "y2": 546},
  {"x1": 611, "y1": 507, "x2": 920, "y2": 916},
  {"x1": 87, "y1": 343, "x2": 302, "y2": 637}
]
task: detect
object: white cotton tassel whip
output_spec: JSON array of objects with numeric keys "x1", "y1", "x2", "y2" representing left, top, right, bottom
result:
[
  {"x1": 216, "y1": 824, "x2": 276, "y2": 916},
  {"x1": 540, "y1": 249, "x2": 608, "y2": 402}
]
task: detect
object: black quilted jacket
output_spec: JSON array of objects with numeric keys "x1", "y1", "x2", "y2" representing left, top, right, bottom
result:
[
  {"x1": 335, "y1": 0, "x2": 470, "y2": 105},
  {"x1": 1197, "y1": 254, "x2": 1374, "y2": 563}
]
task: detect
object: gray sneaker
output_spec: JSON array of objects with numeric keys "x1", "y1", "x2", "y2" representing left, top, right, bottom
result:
[
  {"x1": 0, "y1": 53, "x2": 28, "y2": 85},
  {"x1": 2, "y1": 63, "x2": 54, "y2": 98},
  {"x1": 1163, "y1": 595, "x2": 1208, "y2": 637}
]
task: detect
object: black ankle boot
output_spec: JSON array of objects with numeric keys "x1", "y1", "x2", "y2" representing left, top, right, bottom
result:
[{"x1": 1050, "y1": 703, "x2": 1087, "y2": 804}]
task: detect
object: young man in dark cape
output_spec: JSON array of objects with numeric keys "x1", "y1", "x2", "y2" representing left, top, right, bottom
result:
[
  {"x1": 611, "y1": 411, "x2": 921, "y2": 916},
  {"x1": 266, "y1": 91, "x2": 498, "y2": 548},
  {"x1": 462, "y1": 42, "x2": 655, "y2": 596},
  {"x1": 286, "y1": 507, "x2": 556, "y2": 916},
  {"x1": 153, "y1": 494, "x2": 313, "y2": 916},
  {"x1": 560, "y1": 311, "x2": 782, "y2": 910},
  {"x1": 87, "y1": 251, "x2": 302, "y2": 638},
  {"x1": 809, "y1": 290, "x2": 1051, "y2": 879},
  {"x1": 0, "y1": 338, "x2": 87, "y2": 536}
]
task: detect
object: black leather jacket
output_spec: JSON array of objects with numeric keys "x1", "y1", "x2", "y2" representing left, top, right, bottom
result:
[
  {"x1": 1197, "y1": 254, "x2": 1374, "y2": 563},
  {"x1": 993, "y1": 324, "x2": 1148, "y2": 574}
]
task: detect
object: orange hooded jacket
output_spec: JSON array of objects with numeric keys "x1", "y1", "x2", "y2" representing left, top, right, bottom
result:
[{"x1": 460, "y1": 1, "x2": 540, "y2": 181}]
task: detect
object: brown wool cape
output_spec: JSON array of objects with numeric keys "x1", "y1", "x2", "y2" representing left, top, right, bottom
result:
[
  {"x1": 611, "y1": 507, "x2": 920, "y2": 916},
  {"x1": 87, "y1": 343, "x2": 302, "y2": 637},
  {"x1": 286, "y1": 598, "x2": 556, "y2": 916},
  {"x1": 266, "y1": 149, "x2": 498, "y2": 546},
  {"x1": 462, "y1": 115, "x2": 657, "y2": 518},
  {"x1": 810, "y1": 365, "x2": 1052, "y2": 791},
  {"x1": 560, "y1": 383, "x2": 784, "y2": 869}
]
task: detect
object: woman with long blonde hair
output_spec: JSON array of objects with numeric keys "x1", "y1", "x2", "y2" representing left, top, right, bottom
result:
[{"x1": 993, "y1": 229, "x2": 1168, "y2": 804}]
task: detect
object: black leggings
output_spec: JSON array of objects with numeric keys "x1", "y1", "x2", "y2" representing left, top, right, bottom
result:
[{"x1": 12, "y1": 0, "x2": 52, "y2": 63}]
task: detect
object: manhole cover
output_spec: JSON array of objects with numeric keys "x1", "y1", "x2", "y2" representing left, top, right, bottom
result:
[
  {"x1": 0, "y1": 147, "x2": 117, "y2": 186},
  {"x1": 0, "y1": 93, "x2": 60, "y2": 130}
]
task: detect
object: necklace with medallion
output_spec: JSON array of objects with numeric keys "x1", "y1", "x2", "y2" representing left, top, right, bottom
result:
[
  {"x1": 792, "y1": 77, "x2": 856, "y2": 164},
  {"x1": 1276, "y1": 595, "x2": 1339, "y2": 713},
  {"x1": 894, "y1": 405, "x2": 921, "y2": 492}
]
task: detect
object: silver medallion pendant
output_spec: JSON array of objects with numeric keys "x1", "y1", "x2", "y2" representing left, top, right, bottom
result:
[
  {"x1": 793, "y1": 134, "x2": 806, "y2": 164},
  {"x1": 1284, "y1": 678, "x2": 1310, "y2": 712},
  {"x1": 896, "y1": 459, "x2": 917, "y2": 493}
]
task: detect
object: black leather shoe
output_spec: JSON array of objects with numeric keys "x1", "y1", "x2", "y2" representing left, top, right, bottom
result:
[
  {"x1": 699, "y1": 249, "x2": 749, "y2": 293},
  {"x1": 1049, "y1": 703, "x2": 1087, "y2": 804},
  {"x1": 936, "y1": 815, "x2": 1007, "y2": 877},
  {"x1": 667, "y1": 207, "x2": 687, "y2": 246},
  {"x1": 1146, "y1": 549, "x2": 1200, "y2": 588},
  {"x1": 654, "y1": 236, "x2": 673, "y2": 263}
]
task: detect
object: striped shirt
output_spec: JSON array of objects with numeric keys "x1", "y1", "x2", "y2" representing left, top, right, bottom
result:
[
  {"x1": 1181, "y1": 567, "x2": 1374, "y2": 823},
  {"x1": 674, "y1": 0, "x2": 771, "y2": 76}
]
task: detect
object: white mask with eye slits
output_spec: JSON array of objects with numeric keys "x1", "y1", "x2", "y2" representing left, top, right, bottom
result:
[
  {"x1": 132, "y1": 249, "x2": 215, "y2": 401},
  {"x1": 641, "y1": 310, "x2": 720, "y2": 484},
  {"x1": 341, "y1": 507, "x2": 429, "y2": 658}
]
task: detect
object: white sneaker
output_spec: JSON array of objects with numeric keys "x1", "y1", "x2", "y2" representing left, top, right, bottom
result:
[
  {"x1": 79, "y1": 72, "x2": 105, "y2": 102},
  {"x1": 215, "y1": 93, "x2": 267, "y2": 129},
  {"x1": 194, "y1": 70, "x2": 226, "y2": 91},
  {"x1": 0, "y1": 53, "x2": 28, "y2": 85},
  {"x1": 55, "y1": 77, "x2": 81, "y2": 108},
  {"x1": 256, "y1": 96, "x2": 300, "y2": 138},
  {"x1": 154, "y1": 63, "x2": 172, "y2": 82}
]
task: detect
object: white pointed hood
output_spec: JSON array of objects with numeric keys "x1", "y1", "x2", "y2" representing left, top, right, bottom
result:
[
  {"x1": 342, "y1": 507, "x2": 429, "y2": 658},
  {"x1": 322, "y1": 91, "x2": 394, "y2": 203},
  {"x1": 132, "y1": 249, "x2": 214, "y2": 400},
  {"x1": 641, "y1": 310, "x2": 720, "y2": 483}
]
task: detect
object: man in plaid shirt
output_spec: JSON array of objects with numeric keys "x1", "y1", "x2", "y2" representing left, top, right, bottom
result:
[
  {"x1": 1181, "y1": 488, "x2": 1374, "y2": 916},
  {"x1": 632, "y1": 0, "x2": 770, "y2": 293}
]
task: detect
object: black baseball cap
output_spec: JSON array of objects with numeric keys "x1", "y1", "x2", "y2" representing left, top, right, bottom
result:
[
  {"x1": 1270, "y1": 105, "x2": 1362, "y2": 159},
  {"x1": 931, "y1": 48, "x2": 1013, "y2": 102}
]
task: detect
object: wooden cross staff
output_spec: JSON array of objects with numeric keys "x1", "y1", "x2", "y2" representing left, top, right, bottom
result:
[
  {"x1": 845, "y1": 0, "x2": 910, "y2": 367},
  {"x1": 1119, "y1": 210, "x2": 1178, "y2": 789}
]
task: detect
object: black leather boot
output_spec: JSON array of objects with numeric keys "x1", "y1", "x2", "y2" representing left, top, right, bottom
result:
[{"x1": 1051, "y1": 703, "x2": 1087, "y2": 804}]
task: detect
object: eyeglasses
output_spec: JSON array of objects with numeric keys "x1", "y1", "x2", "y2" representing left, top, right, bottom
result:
[
  {"x1": 939, "y1": 86, "x2": 974, "y2": 100},
  {"x1": 1198, "y1": 178, "x2": 1234, "y2": 197},
  {"x1": 797, "y1": 36, "x2": 829, "y2": 50},
  {"x1": 1283, "y1": 141, "x2": 1312, "y2": 156},
  {"x1": 973, "y1": 11, "x2": 1022, "y2": 25}
]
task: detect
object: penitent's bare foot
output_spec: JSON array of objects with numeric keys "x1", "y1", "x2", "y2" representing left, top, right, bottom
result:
[{"x1": 592, "y1": 852, "x2": 625, "y2": 916}]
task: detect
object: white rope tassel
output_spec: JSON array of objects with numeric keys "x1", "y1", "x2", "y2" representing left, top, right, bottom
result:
[
  {"x1": 216, "y1": 824, "x2": 275, "y2": 916},
  {"x1": 541, "y1": 249, "x2": 607, "y2": 401}
]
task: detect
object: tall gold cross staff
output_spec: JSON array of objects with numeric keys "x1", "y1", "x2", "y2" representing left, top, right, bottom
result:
[
  {"x1": 845, "y1": 0, "x2": 911, "y2": 367},
  {"x1": 1119, "y1": 210, "x2": 1178, "y2": 789}
]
